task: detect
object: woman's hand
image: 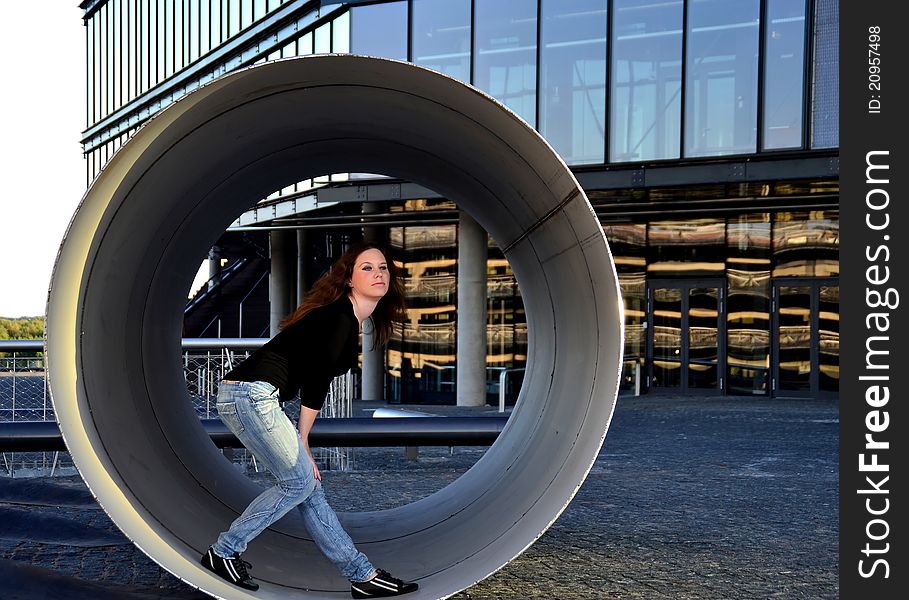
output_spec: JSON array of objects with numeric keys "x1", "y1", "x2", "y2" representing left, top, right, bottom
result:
[{"x1": 311, "y1": 460, "x2": 322, "y2": 481}]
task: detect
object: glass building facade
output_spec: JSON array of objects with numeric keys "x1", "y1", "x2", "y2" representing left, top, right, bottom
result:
[{"x1": 82, "y1": 0, "x2": 840, "y2": 401}]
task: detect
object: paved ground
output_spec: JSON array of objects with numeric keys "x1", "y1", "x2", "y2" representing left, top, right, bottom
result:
[{"x1": 0, "y1": 394, "x2": 838, "y2": 599}]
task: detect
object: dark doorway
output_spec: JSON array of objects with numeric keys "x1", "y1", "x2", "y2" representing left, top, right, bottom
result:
[
  {"x1": 647, "y1": 280, "x2": 726, "y2": 394},
  {"x1": 771, "y1": 279, "x2": 839, "y2": 398}
]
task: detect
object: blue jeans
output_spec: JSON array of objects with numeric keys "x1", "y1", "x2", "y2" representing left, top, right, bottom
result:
[{"x1": 212, "y1": 380, "x2": 375, "y2": 582}]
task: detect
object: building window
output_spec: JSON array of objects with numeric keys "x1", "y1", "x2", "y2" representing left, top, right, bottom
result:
[
  {"x1": 647, "y1": 218, "x2": 726, "y2": 277},
  {"x1": 539, "y1": 0, "x2": 607, "y2": 165},
  {"x1": 772, "y1": 211, "x2": 839, "y2": 277},
  {"x1": 610, "y1": 0, "x2": 683, "y2": 162},
  {"x1": 726, "y1": 213, "x2": 771, "y2": 394},
  {"x1": 684, "y1": 0, "x2": 760, "y2": 157},
  {"x1": 602, "y1": 223, "x2": 647, "y2": 388},
  {"x1": 762, "y1": 0, "x2": 807, "y2": 150},
  {"x1": 332, "y1": 11, "x2": 350, "y2": 53},
  {"x1": 810, "y1": 0, "x2": 838, "y2": 148},
  {"x1": 412, "y1": 0, "x2": 471, "y2": 83},
  {"x1": 474, "y1": 0, "x2": 538, "y2": 127},
  {"x1": 350, "y1": 1, "x2": 408, "y2": 60},
  {"x1": 388, "y1": 223, "x2": 458, "y2": 404}
]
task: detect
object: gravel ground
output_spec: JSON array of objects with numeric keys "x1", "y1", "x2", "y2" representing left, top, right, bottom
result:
[{"x1": 1, "y1": 394, "x2": 838, "y2": 599}]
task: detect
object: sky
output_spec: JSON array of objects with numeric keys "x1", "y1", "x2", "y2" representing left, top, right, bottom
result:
[
  {"x1": 0, "y1": 4, "x2": 86, "y2": 318},
  {"x1": 0, "y1": 4, "x2": 209, "y2": 318}
]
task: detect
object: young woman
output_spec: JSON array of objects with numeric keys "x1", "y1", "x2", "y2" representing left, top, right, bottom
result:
[{"x1": 201, "y1": 242, "x2": 418, "y2": 598}]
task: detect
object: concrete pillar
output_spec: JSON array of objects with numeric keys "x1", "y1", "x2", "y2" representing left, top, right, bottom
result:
[
  {"x1": 456, "y1": 209, "x2": 488, "y2": 407},
  {"x1": 361, "y1": 202, "x2": 386, "y2": 401},
  {"x1": 269, "y1": 230, "x2": 297, "y2": 336}
]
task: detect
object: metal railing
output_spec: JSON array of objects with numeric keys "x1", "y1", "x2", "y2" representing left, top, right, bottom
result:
[
  {"x1": 0, "y1": 339, "x2": 271, "y2": 476},
  {"x1": 498, "y1": 368, "x2": 525, "y2": 413},
  {"x1": 1, "y1": 340, "x2": 517, "y2": 476},
  {"x1": 0, "y1": 340, "x2": 52, "y2": 423},
  {"x1": 0, "y1": 340, "x2": 64, "y2": 475}
]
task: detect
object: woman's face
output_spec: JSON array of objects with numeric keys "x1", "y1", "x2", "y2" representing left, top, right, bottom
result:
[{"x1": 349, "y1": 248, "x2": 390, "y2": 300}]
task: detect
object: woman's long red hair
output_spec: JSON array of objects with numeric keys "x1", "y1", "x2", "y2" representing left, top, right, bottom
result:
[{"x1": 280, "y1": 241, "x2": 407, "y2": 351}]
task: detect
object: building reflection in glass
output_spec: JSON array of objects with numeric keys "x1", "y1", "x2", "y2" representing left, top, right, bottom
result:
[
  {"x1": 819, "y1": 285, "x2": 839, "y2": 392},
  {"x1": 726, "y1": 213, "x2": 771, "y2": 394},
  {"x1": 648, "y1": 218, "x2": 725, "y2": 276},
  {"x1": 651, "y1": 286, "x2": 682, "y2": 388},
  {"x1": 684, "y1": 0, "x2": 760, "y2": 157},
  {"x1": 386, "y1": 205, "x2": 526, "y2": 404},
  {"x1": 382, "y1": 201, "x2": 839, "y2": 402},
  {"x1": 777, "y1": 285, "x2": 812, "y2": 392},
  {"x1": 602, "y1": 223, "x2": 646, "y2": 388},
  {"x1": 388, "y1": 222, "x2": 458, "y2": 403},
  {"x1": 688, "y1": 286, "x2": 720, "y2": 389},
  {"x1": 773, "y1": 210, "x2": 839, "y2": 277},
  {"x1": 610, "y1": 0, "x2": 683, "y2": 162}
]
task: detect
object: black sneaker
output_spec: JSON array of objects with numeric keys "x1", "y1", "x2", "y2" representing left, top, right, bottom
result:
[
  {"x1": 351, "y1": 568, "x2": 419, "y2": 598},
  {"x1": 200, "y1": 546, "x2": 259, "y2": 591}
]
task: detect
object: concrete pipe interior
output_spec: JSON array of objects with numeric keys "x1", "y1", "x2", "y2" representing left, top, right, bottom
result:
[{"x1": 46, "y1": 55, "x2": 624, "y2": 599}]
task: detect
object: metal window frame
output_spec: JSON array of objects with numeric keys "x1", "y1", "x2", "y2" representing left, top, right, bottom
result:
[{"x1": 81, "y1": 0, "x2": 337, "y2": 152}]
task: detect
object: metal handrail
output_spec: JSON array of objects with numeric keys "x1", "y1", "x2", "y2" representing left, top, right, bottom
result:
[
  {"x1": 0, "y1": 339, "x2": 270, "y2": 352},
  {"x1": 185, "y1": 257, "x2": 248, "y2": 312},
  {"x1": 238, "y1": 269, "x2": 269, "y2": 338},
  {"x1": 498, "y1": 368, "x2": 525, "y2": 413},
  {"x1": 0, "y1": 340, "x2": 45, "y2": 352},
  {"x1": 0, "y1": 417, "x2": 507, "y2": 452}
]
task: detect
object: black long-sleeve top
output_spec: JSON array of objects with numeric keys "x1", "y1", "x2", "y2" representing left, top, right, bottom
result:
[{"x1": 224, "y1": 295, "x2": 360, "y2": 410}]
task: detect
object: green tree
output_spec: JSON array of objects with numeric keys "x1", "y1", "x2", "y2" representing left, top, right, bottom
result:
[
  {"x1": 0, "y1": 317, "x2": 44, "y2": 340},
  {"x1": 0, "y1": 317, "x2": 44, "y2": 361}
]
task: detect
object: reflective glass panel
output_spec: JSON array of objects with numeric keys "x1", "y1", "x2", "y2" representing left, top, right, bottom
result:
[
  {"x1": 138, "y1": 0, "x2": 147, "y2": 95},
  {"x1": 726, "y1": 214, "x2": 770, "y2": 395},
  {"x1": 487, "y1": 239, "x2": 526, "y2": 407},
  {"x1": 230, "y1": 0, "x2": 241, "y2": 37},
  {"x1": 539, "y1": 0, "x2": 607, "y2": 165},
  {"x1": 684, "y1": 0, "x2": 759, "y2": 157},
  {"x1": 819, "y1": 285, "x2": 839, "y2": 393},
  {"x1": 772, "y1": 211, "x2": 839, "y2": 277},
  {"x1": 651, "y1": 286, "x2": 682, "y2": 388},
  {"x1": 350, "y1": 1, "x2": 408, "y2": 60},
  {"x1": 174, "y1": 0, "x2": 184, "y2": 73},
  {"x1": 99, "y1": 8, "x2": 107, "y2": 116},
  {"x1": 762, "y1": 0, "x2": 807, "y2": 150},
  {"x1": 190, "y1": 0, "x2": 200, "y2": 63},
  {"x1": 112, "y1": 0, "x2": 121, "y2": 111},
  {"x1": 127, "y1": 0, "x2": 136, "y2": 101},
  {"x1": 314, "y1": 21, "x2": 330, "y2": 54},
  {"x1": 648, "y1": 219, "x2": 725, "y2": 277},
  {"x1": 603, "y1": 223, "x2": 646, "y2": 388},
  {"x1": 777, "y1": 285, "x2": 811, "y2": 392},
  {"x1": 157, "y1": 0, "x2": 166, "y2": 84},
  {"x1": 241, "y1": 0, "x2": 253, "y2": 29},
  {"x1": 619, "y1": 273, "x2": 646, "y2": 389},
  {"x1": 333, "y1": 12, "x2": 350, "y2": 53},
  {"x1": 209, "y1": 0, "x2": 220, "y2": 49},
  {"x1": 87, "y1": 14, "x2": 95, "y2": 124},
  {"x1": 474, "y1": 0, "x2": 537, "y2": 127},
  {"x1": 299, "y1": 31, "x2": 313, "y2": 55},
  {"x1": 387, "y1": 223, "x2": 458, "y2": 404},
  {"x1": 412, "y1": 0, "x2": 471, "y2": 82},
  {"x1": 810, "y1": 0, "x2": 838, "y2": 148},
  {"x1": 610, "y1": 0, "x2": 683, "y2": 162},
  {"x1": 688, "y1": 287, "x2": 720, "y2": 389}
]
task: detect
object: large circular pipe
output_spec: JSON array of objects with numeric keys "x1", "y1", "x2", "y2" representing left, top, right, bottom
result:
[{"x1": 46, "y1": 55, "x2": 624, "y2": 599}]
